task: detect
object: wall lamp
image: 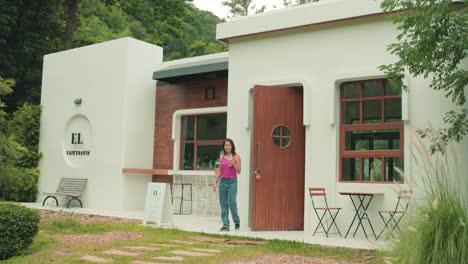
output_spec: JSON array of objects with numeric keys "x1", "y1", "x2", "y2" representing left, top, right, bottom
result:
[{"x1": 74, "y1": 98, "x2": 82, "y2": 105}]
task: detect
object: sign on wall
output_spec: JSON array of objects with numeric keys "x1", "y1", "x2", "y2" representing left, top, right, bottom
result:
[
  {"x1": 143, "y1": 183, "x2": 173, "y2": 227},
  {"x1": 63, "y1": 114, "x2": 93, "y2": 167}
]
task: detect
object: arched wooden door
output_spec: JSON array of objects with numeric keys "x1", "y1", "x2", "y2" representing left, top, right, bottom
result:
[{"x1": 251, "y1": 85, "x2": 305, "y2": 231}]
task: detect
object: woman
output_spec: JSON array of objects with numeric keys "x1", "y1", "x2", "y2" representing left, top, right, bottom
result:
[{"x1": 213, "y1": 138, "x2": 241, "y2": 231}]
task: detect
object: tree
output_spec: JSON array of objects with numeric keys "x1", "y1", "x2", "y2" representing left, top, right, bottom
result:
[
  {"x1": 283, "y1": 0, "x2": 317, "y2": 7},
  {"x1": 380, "y1": 0, "x2": 468, "y2": 153},
  {"x1": 0, "y1": 77, "x2": 41, "y2": 202},
  {"x1": 0, "y1": 77, "x2": 23, "y2": 168},
  {"x1": 222, "y1": 0, "x2": 266, "y2": 17},
  {"x1": 0, "y1": 0, "x2": 63, "y2": 110},
  {"x1": 64, "y1": 0, "x2": 80, "y2": 50}
]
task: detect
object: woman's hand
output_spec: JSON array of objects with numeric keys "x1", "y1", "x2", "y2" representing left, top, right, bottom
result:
[
  {"x1": 233, "y1": 155, "x2": 241, "y2": 174},
  {"x1": 212, "y1": 183, "x2": 217, "y2": 192}
]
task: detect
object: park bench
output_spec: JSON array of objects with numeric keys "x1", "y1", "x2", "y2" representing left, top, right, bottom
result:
[{"x1": 42, "y1": 178, "x2": 87, "y2": 208}]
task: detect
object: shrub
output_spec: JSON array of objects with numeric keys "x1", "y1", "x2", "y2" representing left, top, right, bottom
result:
[
  {"x1": 389, "y1": 130, "x2": 468, "y2": 264},
  {"x1": 0, "y1": 168, "x2": 39, "y2": 202},
  {"x1": 0, "y1": 201, "x2": 40, "y2": 260},
  {"x1": 8, "y1": 103, "x2": 42, "y2": 168}
]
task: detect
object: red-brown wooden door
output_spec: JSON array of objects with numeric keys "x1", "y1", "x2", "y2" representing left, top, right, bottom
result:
[{"x1": 251, "y1": 85, "x2": 305, "y2": 231}]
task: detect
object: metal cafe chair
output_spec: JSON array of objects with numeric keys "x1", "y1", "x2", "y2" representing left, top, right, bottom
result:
[
  {"x1": 377, "y1": 190, "x2": 412, "y2": 240},
  {"x1": 309, "y1": 187, "x2": 342, "y2": 237}
]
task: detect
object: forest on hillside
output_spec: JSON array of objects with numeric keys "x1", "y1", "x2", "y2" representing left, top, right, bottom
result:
[{"x1": 0, "y1": 0, "x2": 227, "y2": 110}]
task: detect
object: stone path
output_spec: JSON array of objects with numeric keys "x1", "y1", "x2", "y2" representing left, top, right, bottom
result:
[
  {"x1": 150, "y1": 243, "x2": 177, "y2": 248},
  {"x1": 102, "y1": 249, "x2": 142, "y2": 257},
  {"x1": 80, "y1": 240, "x2": 222, "y2": 263},
  {"x1": 169, "y1": 239, "x2": 196, "y2": 244},
  {"x1": 81, "y1": 255, "x2": 113, "y2": 263},
  {"x1": 124, "y1": 246, "x2": 158, "y2": 251},
  {"x1": 79, "y1": 235, "x2": 275, "y2": 263},
  {"x1": 130, "y1": 261, "x2": 161, "y2": 264},
  {"x1": 153, "y1": 256, "x2": 184, "y2": 261},
  {"x1": 169, "y1": 250, "x2": 214, "y2": 257}
]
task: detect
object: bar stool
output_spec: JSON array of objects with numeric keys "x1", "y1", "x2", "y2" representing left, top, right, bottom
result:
[{"x1": 172, "y1": 174, "x2": 192, "y2": 214}]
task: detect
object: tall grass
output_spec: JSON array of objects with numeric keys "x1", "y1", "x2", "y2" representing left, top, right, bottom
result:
[{"x1": 389, "y1": 128, "x2": 467, "y2": 263}]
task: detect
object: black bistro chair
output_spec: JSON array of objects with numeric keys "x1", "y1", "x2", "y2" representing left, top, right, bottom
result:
[
  {"x1": 309, "y1": 187, "x2": 342, "y2": 237},
  {"x1": 377, "y1": 190, "x2": 412, "y2": 240}
]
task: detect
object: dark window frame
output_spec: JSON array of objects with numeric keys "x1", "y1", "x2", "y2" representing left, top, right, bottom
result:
[
  {"x1": 339, "y1": 78, "x2": 404, "y2": 183},
  {"x1": 179, "y1": 113, "x2": 227, "y2": 170}
]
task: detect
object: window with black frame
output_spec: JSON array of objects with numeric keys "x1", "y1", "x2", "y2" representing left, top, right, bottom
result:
[{"x1": 180, "y1": 113, "x2": 227, "y2": 170}]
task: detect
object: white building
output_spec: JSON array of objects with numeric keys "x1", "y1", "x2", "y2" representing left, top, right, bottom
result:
[{"x1": 38, "y1": 0, "x2": 467, "y2": 238}]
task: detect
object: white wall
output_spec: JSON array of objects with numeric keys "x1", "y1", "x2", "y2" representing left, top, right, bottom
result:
[
  {"x1": 225, "y1": 17, "x2": 468, "y2": 236},
  {"x1": 38, "y1": 37, "x2": 163, "y2": 210}
]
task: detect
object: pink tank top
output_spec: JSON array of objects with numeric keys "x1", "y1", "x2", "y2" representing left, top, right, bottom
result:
[{"x1": 220, "y1": 156, "x2": 237, "y2": 178}]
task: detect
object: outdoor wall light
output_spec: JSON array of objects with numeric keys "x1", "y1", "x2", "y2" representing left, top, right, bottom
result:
[{"x1": 74, "y1": 98, "x2": 82, "y2": 105}]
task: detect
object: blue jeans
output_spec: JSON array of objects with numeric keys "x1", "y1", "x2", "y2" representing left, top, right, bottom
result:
[{"x1": 219, "y1": 177, "x2": 240, "y2": 228}]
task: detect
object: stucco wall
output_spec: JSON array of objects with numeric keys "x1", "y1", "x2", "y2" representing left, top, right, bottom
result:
[
  {"x1": 225, "y1": 17, "x2": 468, "y2": 236},
  {"x1": 38, "y1": 37, "x2": 163, "y2": 210}
]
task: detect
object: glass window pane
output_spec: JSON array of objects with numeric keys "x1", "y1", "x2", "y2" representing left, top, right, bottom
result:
[
  {"x1": 384, "y1": 80, "x2": 402, "y2": 96},
  {"x1": 197, "y1": 114, "x2": 227, "y2": 140},
  {"x1": 345, "y1": 129, "x2": 400, "y2": 151},
  {"x1": 273, "y1": 137, "x2": 281, "y2": 147},
  {"x1": 385, "y1": 157, "x2": 404, "y2": 182},
  {"x1": 385, "y1": 98, "x2": 402, "y2": 122},
  {"x1": 374, "y1": 139, "x2": 389, "y2": 150},
  {"x1": 282, "y1": 137, "x2": 291, "y2": 148},
  {"x1": 181, "y1": 143, "x2": 194, "y2": 170},
  {"x1": 363, "y1": 157, "x2": 382, "y2": 182},
  {"x1": 342, "y1": 101, "x2": 360, "y2": 124},
  {"x1": 282, "y1": 127, "x2": 290, "y2": 136},
  {"x1": 342, "y1": 158, "x2": 360, "y2": 181},
  {"x1": 182, "y1": 116, "x2": 195, "y2": 141},
  {"x1": 345, "y1": 132, "x2": 370, "y2": 151},
  {"x1": 363, "y1": 80, "x2": 382, "y2": 97},
  {"x1": 197, "y1": 145, "x2": 222, "y2": 169},
  {"x1": 363, "y1": 100, "x2": 381, "y2": 124},
  {"x1": 342, "y1": 82, "x2": 360, "y2": 99},
  {"x1": 273, "y1": 126, "x2": 281, "y2": 136},
  {"x1": 392, "y1": 139, "x2": 400, "y2": 150}
]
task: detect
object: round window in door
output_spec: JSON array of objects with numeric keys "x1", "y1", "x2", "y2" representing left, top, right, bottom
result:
[{"x1": 272, "y1": 125, "x2": 291, "y2": 149}]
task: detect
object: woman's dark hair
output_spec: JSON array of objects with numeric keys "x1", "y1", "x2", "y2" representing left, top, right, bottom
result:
[{"x1": 223, "y1": 138, "x2": 236, "y2": 155}]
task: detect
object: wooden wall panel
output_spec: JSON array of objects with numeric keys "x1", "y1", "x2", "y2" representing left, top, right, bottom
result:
[{"x1": 152, "y1": 79, "x2": 228, "y2": 182}]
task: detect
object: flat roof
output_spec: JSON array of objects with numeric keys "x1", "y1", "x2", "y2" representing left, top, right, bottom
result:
[
  {"x1": 216, "y1": 0, "x2": 386, "y2": 42},
  {"x1": 153, "y1": 52, "x2": 229, "y2": 83}
]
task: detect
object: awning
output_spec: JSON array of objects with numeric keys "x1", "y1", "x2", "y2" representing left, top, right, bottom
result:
[{"x1": 153, "y1": 52, "x2": 229, "y2": 83}]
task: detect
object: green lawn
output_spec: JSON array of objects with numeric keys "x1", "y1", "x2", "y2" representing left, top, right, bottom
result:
[{"x1": 3, "y1": 214, "x2": 384, "y2": 264}]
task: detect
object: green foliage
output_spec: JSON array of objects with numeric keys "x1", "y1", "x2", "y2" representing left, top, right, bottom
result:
[
  {"x1": 283, "y1": 0, "x2": 316, "y2": 7},
  {"x1": 388, "y1": 130, "x2": 467, "y2": 264},
  {"x1": 75, "y1": 0, "x2": 142, "y2": 46},
  {"x1": 8, "y1": 103, "x2": 42, "y2": 168},
  {"x1": 222, "y1": 0, "x2": 266, "y2": 17},
  {"x1": 0, "y1": 77, "x2": 23, "y2": 168},
  {"x1": 380, "y1": 0, "x2": 468, "y2": 152},
  {"x1": 0, "y1": 77, "x2": 14, "y2": 99},
  {"x1": 0, "y1": 0, "x2": 226, "y2": 111},
  {"x1": 0, "y1": 79, "x2": 40, "y2": 202},
  {"x1": 0, "y1": 201, "x2": 40, "y2": 260},
  {"x1": 0, "y1": 168, "x2": 39, "y2": 202},
  {"x1": 0, "y1": 0, "x2": 63, "y2": 109}
]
